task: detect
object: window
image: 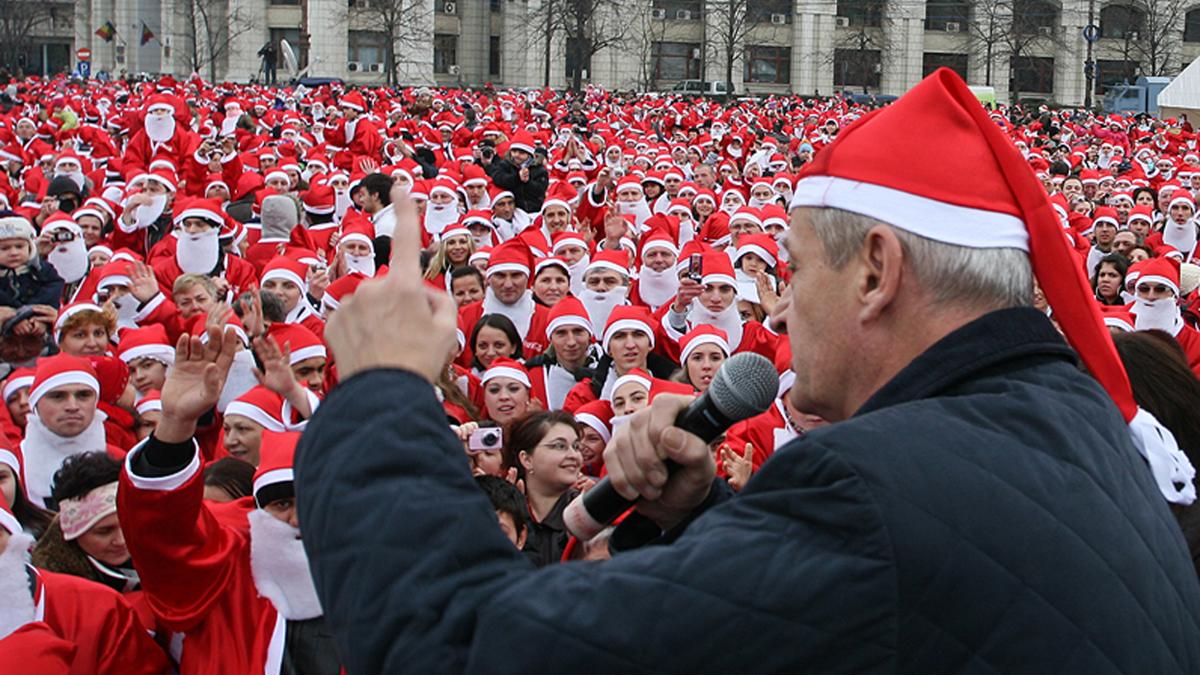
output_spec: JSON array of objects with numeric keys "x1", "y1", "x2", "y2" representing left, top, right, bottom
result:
[
  {"x1": 922, "y1": 52, "x2": 968, "y2": 79},
  {"x1": 348, "y1": 31, "x2": 386, "y2": 69},
  {"x1": 1096, "y1": 59, "x2": 1139, "y2": 92},
  {"x1": 1187, "y1": 9, "x2": 1200, "y2": 42},
  {"x1": 1012, "y1": 0, "x2": 1057, "y2": 34},
  {"x1": 834, "y1": 48, "x2": 881, "y2": 88},
  {"x1": 653, "y1": 0, "x2": 702, "y2": 18},
  {"x1": 565, "y1": 37, "x2": 592, "y2": 79},
  {"x1": 271, "y1": 0, "x2": 300, "y2": 5},
  {"x1": 434, "y1": 34, "x2": 457, "y2": 74},
  {"x1": 489, "y1": 36, "x2": 501, "y2": 76},
  {"x1": 924, "y1": 0, "x2": 968, "y2": 31},
  {"x1": 270, "y1": 28, "x2": 308, "y2": 69},
  {"x1": 837, "y1": 0, "x2": 883, "y2": 28},
  {"x1": 745, "y1": 45, "x2": 791, "y2": 84},
  {"x1": 748, "y1": 0, "x2": 791, "y2": 23},
  {"x1": 490, "y1": 0, "x2": 502, "y2": 11},
  {"x1": 1100, "y1": 5, "x2": 1145, "y2": 39},
  {"x1": 652, "y1": 42, "x2": 701, "y2": 80},
  {"x1": 1011, "y1": 55, "x2": 1054, "y2": 93}
]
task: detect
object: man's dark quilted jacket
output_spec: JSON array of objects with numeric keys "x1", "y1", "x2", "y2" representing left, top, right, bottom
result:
[{"x1": 296, "y1": 307, "x2": 1200, "y2": 673}]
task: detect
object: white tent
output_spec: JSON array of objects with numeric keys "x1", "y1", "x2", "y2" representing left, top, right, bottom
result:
[{"x1": 1159, "y1": 57, "x2": 1200, "y2": 122}]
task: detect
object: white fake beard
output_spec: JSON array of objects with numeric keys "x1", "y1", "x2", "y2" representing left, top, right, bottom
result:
[
  {"x1": 720, "y1": 201, "x2": 743, "y2": 215},
  {"x1": 567, "y1": 257, "x2": 589, "y2": 297},
  {"x1": 424, "y1": 203, "x2": 459, "y2": 236},
  {"x1": 56, "y1": 170, "x2": 86, "y2": 192},
  {"x1": 748, "y1": 197, "x2": 772, "y2": 209},
  {"x1": 333, "y1": 190, "x2": 352, "y2": 224},
  {"x1": 48, "y1": 238, "x2": 88, "y2": 283},
  {"x1": 616, "y1": 200, "x2": 652, "y2": 230},
  {"x1": 482, "y1": 287, "x2": 535, "y2": 338},
  {"x1": 218, "y1": 350, "x2": 259, "y2": 413},
  {"x1": 134, "y1": 195, "x2": 168, "y2": 230},
  {"x1": 345, "y1": 253, "x2": 375, "y2": 277},
  {"x1": 0, "y1": 533, "x2": 36, "y2": 639},
  {"x1": 248, "y1": 510, "x2": 323, "y2": 620},
  {"x1": 1162, "y1": 220, "x2": 1197, "y2": 256},
  {"x1": 112, "y1": 293, "x2": 140, "y2": 330},
  {"x1": 145, "y1": 115, "x2": 176, "y2": 144},
  {"x1": 176, "y1": 229, "x2": 220, "y2": 274},
  {"x1": 687, "y1": 299, "x2": 743, "y2": 347},
  {"x1": 22, "y1": 413, "x2": 108, "y2": 508},
  {"x1": 637, "y1": 266, "x2": 679, "y2": 310},
  {"x1": 471, "y1": 231, "x2": 496, "y2": 249},
  {"x1": 1133, "y1": 297, "x2": 1183, "y2": 335},
  {"x1": 579, "y1": 286, "x2": 629, "y2": 332}
]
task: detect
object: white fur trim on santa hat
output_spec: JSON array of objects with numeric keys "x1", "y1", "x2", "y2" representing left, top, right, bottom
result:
[
  {"x1": 253, "y1": 468, "x2": 295, "y2": 498},
  {"x1": 735, "y1": 243, "x2": 776, "y2": 268},
  {"x1": 701, "y1": 271, "x2": 737, "y2": 288},
  {"x1": 575, "y1": 413, "x2": 611, "y2": 443},
  {"x1": 30, "y1": 371, "x2": 99, "y2": 409},
  {"x1": 584, "y1": 259, "x2": 629, "y2": 279},
  {"x1": 225, "y1": 401, "x2": 288, "y2": 432},
  {"x1": 607, "y1": 372, "x2": 651, "y2": 401},
  {"x1": 0, "y1": 449, "x2": 18, "y2": 474},
  {"x1": 118, "y1": 344, "x2": 175, "y2": 365},
  {"x1": 680, "y1": 333, "x2": 730, "y2": 364},
  {"x1": 642, "y1": 239, "x2": 679, "y2": 258},
  {"x1": 791, "y1": 175, "x2": 1030, "y2": 252},
  {"x1": 262, "y1": 268, "x2": 307, "y2": 291},
  {"x1": 485, "y1": 262, "x2": 530, "y2": 278},
  {"x1": 288, "y1": 344, "x2": 327, "y2": 365},
  {"x1": 602, "y1": 318, "x2": 655, "y2": 352},
  {"x1": 135, "y1": 397, "x2": 162, "y2": 416},
  {"x1": 480, "y1": 366, "x2": 531, "y2": 388},
  {"x1": 1168, "y1": 194, "x2": 1195, "y2": 211},
  {"x1": 1137, "y1": 274, "x2": 1180, "y2": 296},
  {"x1": 3, "y1": 375, "x2": 33, "y2": 403},
  {"x1": 546, "y1": 314, "x2": 594, "y2": 339},
  {"x1": 1104, "y1": 316, "x2": 1135, "y2": 332}
]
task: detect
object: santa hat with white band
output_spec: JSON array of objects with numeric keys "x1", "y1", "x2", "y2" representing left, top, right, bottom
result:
[
  {"x1": 29, "y1": 354, "x2": 99, "y2": 410},
  {"x1": 790, "y1": 67, "x2": 1195, "y2": 505}
]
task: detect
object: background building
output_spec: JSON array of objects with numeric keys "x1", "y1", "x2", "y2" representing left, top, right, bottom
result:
[{"x1": 8, "y1": 0, "x2": 1200, "y2": 106}]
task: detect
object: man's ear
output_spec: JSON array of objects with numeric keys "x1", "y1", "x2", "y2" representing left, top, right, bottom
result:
[
  {"x1": 516, "y1": 528, "x2": 527, "y2": 549},
  {"x1": 855, "y1": 225, "x2": 904, "y2": 324}
]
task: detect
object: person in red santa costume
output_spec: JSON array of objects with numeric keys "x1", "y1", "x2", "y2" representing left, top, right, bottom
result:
[
  {"x1": 149, "y1": 198, "x2": 258, "y2": 298},
  {"x1": 328, "y1": 92, "x2": 381, "y2": 170},
  {"x1": 526, "y1": 296, "x2": 598, "y2": 411},
  {"x1": 20, "y1": 354, "x2": 125, "y2": 509},
  {"x1": 0, "y1": 499, "x2": 168, "y2": 674},
  {"x1": 1128, "y1": 256, "x2": 1200, "y2": 375},
  {"x1": 121, "y1": 94, "x2": 198, "y2": 179},
  {"x1": 117, "y1": 325, "x2": 341, "y2": 674},
  {"x1": 458, "y1": 240, "x2": 551, "y2": 362},
  {"x1": 260, "y1": 255, "x2": 327, "y2": 339}
]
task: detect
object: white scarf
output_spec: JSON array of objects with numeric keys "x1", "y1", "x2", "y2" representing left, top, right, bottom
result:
[
  {"x1": 1162, "y1": 219, "x2": 1198, "y2": 259},
  {"x1": 21, "y1": 412, "x2": 108, "y2": 508},
  {"x1": 686, "y1": 299, "x2": 744, "y2": 348},
  {"x1": 248, "y1": 510, "x2": 324, "y2": 620},
  {"x1": 372, "y1": 206, "x2": 396, "y2": 238},
  {"x1": 637, "y1": 266, "x2": 679, "y2": 310},
  {"x1": 176, "y1": 229, "x2": 220, "y2": 274},
  {"x1": 579, "y1": 286, "x2": 629, "y2": 333},
  {"x1": 482, "y1": 287, "x2": 535, "y2": 338},
  {"x1": 0, "y1": 534, "x2": 36, "y2": 640},
  {"x1": 544, "y1": 364, "x2": 578, "y2": 412},
  {"x1": 1132, "y1": 297, "x2": 1184, "y2": 336}
]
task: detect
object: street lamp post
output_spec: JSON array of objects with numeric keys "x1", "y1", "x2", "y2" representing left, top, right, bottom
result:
[{"x1": 1084, "y1": 0, "x2": 1096, "y2": 108}]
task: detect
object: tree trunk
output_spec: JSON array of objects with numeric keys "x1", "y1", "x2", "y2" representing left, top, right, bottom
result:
[
  {"x1": 544, "y1": 0, "x2": 553, "y2": 87},
  {"x1": 571, "y1": 2, "x2": 585, "y2": 92}
]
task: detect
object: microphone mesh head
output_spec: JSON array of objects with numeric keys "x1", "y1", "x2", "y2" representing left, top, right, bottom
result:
[{"x1": 709, "y1": 352, "x2": 780, "y2": 421}]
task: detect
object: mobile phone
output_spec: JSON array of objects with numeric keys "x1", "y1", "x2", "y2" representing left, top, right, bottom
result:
[
  {"x1": 468, "y1": 427, "x2": 503, "y2": 453},
  {"x1": 687, "y1": 253, "x2": 703, "y2": 283}
]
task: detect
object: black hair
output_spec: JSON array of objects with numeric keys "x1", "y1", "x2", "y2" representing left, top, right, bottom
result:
[
  {"x1": 503, "y1": 410, "x2": 577, "y2": 475},
  {"x1": 203, "y1": 457, "x2": 256, "y2": 501},
  {"x1": 474, "y1": 475, "x2": 529, "y2": 537},
  {"x1": 1131, "y1": 186, "x2": 1157, "y2": 210},
  {"x1": 50, "y1": 451, "x2": 121, "y2": 504},
  {"x1": 5, "y1": 467, "x2": 52, "y2": 538},
  {"x1": 470, "y1": 313, "x2": 524, "y2": 371},
  {"x1": 1092, "y1": 252, "x2": 1130, "y2": 305},
  {"x1": 451, "y1": 265, "x2": 484, "y2": 287},
  {"x1": 360, "y1": 173, "x2": 393, "y2": 205}
]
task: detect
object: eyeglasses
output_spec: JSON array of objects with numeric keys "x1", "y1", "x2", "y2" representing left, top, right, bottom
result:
[
  {"x1": 1137, "y1": 284, "x2": 1173, "y2": 295},
  {"x1": 538, "y1": 440, "x2": 582, "y2": 453}
]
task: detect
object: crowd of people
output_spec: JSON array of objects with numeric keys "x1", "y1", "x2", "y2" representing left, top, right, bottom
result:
[{"x1": 0, "y1": 69, "x2": 1196, "y2": 671}]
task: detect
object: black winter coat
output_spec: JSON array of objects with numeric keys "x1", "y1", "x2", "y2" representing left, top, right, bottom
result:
[
  {"x1": 486, "y1": 155, "x2": 548, "y2": 213},
  {"x1": 296, "y1": 307, "x2": 1200, "y2": 673},
  {"x1": 0, "y1": 258, "x2": 64, "y2": 309}
]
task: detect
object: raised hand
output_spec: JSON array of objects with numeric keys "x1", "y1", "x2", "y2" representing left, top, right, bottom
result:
[
  {"x1": 156, "y1": 325, "x2": 241, "y2": 443},
  {"x1": 129, "y1": 261, "x2": 160, "y2": 302},
  {"x1": 720, "y1": 443, "x2": 754, "y2": 492},
  {"x1": 252, "y1": 334, "x2": 296, "y2": 396}
]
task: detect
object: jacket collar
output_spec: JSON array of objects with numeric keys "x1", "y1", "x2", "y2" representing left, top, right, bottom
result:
[{"x1": 855, "y1": 307, "x2": 1076, "y2": 418}]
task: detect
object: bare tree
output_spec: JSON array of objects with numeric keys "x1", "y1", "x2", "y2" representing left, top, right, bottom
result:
[
  {"x1": 523, "y1": 0, "x2": 632, "y2": 91},
  {"x1": 822, "y1": 0, "x2": 894, "y2": 94},
  {"x1": 0, "y1": 0, "x2": 53, "y2": 76},
  {"x1": 967, "y1": 0, "x2": 1066, "y2": 102},
  {"x1": 347, "y1": 0, "x2": 433, "y2": 86},
  {"x1": 1128, "y1": 0, "x2": 1188, "y2": 76},
  {"x1": 175, "y1": 0, "x2": 256, "y2": 82},
  {"x1": 629, "y1": 5, "x2": 669, "y2": 91}
]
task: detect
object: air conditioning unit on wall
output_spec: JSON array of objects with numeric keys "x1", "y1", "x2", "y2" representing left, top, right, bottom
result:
[
  {"x1": 443, "y1": 1, "x2": 456, "y2": 14},
  {"x1": 771, "y1": 13, "x2": 787, "y2": 25},
  {"x1": 448, "y1": 64, "x2": 460, "y2": 75},
  {"x1": 676, "y1": 10, "x2": 692, "y2": 20},
  {"x1": 651, "y1": 8, "x2": 666, "y2": 20},
  {"x1": 835, "y1": 16, "x2": 850, "y2": 28},
  {"x1": 347, "y1": 61, "x2": 362, "y2": 72},
  {"x1": 368, "y1": 63, "x2": 384, "y2": 72}
]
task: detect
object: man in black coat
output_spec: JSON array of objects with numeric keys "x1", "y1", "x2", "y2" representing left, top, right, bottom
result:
[
  {"x1": 295, "y1": 71, "x2": 1200, "y2": 673},
  {"x1": 485, "y1": 143, "x2": 548, "y2": 214}
]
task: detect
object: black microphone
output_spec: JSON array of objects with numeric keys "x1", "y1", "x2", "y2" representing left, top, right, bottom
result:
[{"x1": 564, "y1": 352, "x2": 780, "y2": 540}]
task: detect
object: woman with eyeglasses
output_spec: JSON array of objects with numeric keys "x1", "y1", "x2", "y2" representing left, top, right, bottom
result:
[{"x1": 505, "y1": 410, "x2": 585, "y2": 567}]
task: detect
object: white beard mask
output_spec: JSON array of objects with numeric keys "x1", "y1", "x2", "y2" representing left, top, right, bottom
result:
[
  {"x1": 579, "y1": 285, "x2": 629, "y2": 332},
  {"x1": 687, "y1": 299, "x2": 744, "y2": 348},
  {"x1": 567, "y1": 256, "x2": 589, "y2": 297},
  {"x1": 345, "y1": 253, "x2": 376, "y2": 277},
  {"x1": 22, "y1": 412, "x2": 108, "y2": 508},
  {"x1": 218, "y1": 349, "x2": 259, "y2": 412},
  {"x1": 1133, "y1": 297, "x2": 1183, "y2": 335},
  {"x1": 248, "y1": 509, "x2": 324, "y2": 620},
  {"x1": 134, "y1": 195, "x2": 168, "y2": 230},
  {"x1": 1162, "y1": 219, "x2": 1197, "y2": 256},
  {"x1": 424, "y1": 203, "x2": 460, "y2": 236},
  {"x1": 176, "y1": 228, "x2": 220, "y2": 274},
  {"x1": 616, "y1": 200, "x2": 652, "y2": 231},
  {"x1": 145, "y1": 114, "x2": 176, "y2": 144},
  {"x1": 48, "y1": 238, "x2": 89, "y2": 283},
  {"x1": 112, "y1": 293, "x2": 140, "y2": 330},
  {"x1": 0, "y1": 532, "x2": 36, "y2": 640},
  {"x1": 637, "y1": 265, "x2": 679, "y2": 310},
  {"x1": 333, "y1": 190, "x2": 352, "y2": 223}
]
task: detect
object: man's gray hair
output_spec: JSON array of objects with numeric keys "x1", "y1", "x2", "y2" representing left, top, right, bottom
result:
[{"x1": 806, "y1": 207, "x2": 1033, "y2": 310}]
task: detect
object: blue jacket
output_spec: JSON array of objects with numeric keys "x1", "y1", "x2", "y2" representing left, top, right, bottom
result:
[
  {"x1": 0, "y1": 258, "x2": 63, "y2": 309},
  {"x1": 296, "y1": 307, "x2": 1200, "y2": 673}
]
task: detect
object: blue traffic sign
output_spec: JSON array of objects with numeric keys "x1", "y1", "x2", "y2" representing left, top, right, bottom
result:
[
  {"x1": 78, "y1": 62, "x2": 91, "y2": 78},
  {"x1": 1083, "y1": 24, "x2": 1100, "y2": 43}
]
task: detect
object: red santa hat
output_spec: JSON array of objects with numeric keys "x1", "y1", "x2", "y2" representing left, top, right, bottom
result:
[
  {"x1": 1168, "y1": 191, "x2": 1195, "y2": 213},
  {"x1": 173, "y1": 197, "x2": 225, "y2": 228},
  {"x1": 585, "y1": 249, "x2": 630, "y2": 279},
  {"x1": 535, "y1": 256, "x2": 570, "y2": 279},
  {"x1": 461, "y1": 163, "x2": 489, "y2": 188},
  {"x1": 267, "y1": 323, "x2": 327, "y2": 365},
  {"x1": 340, "y1": 91, "x2": 367, "y2": 112},
  {"x1": 480, "y1": 357, "x2": 531, "y2": 388},
  {"x1": 339, "y1": 211, "x2": 375, "y2": 250},
  {"x1": 699, "y1": 251, "x2": 737, "y2": 287},
  {"x1": 322, "y1": 272, "x2": 368, "y2": 313},
  {"x1": 615, "y1": 176, "x2": 644, "y2": 197},
  {"x1": 225, "y1": 386, "x2": 288, "y2": 432},
  {"x1": 260, "y1": 256, "x2": 309, "y2": 291},
  {"x1": 640, "y1": 230, "x2": 679, "y2": 261},
  {"x1": 679, "y1": 325, "x2": 730, "y2": 364},
  {"x1": 602, "y1": 305, "x2": 656, "y2": 352},
  {"x1": 1136, "y1": 256, "x2": 1181, "y2": 296},
  {"x1": 574, "y1": 400, "x2": 614, "y2": 444},
  {"x1": 1128, "y1": 205, "x2": 1155, "y2": 228},
  {"x1": 545, "y1": 296, "x2": 594, "y2": 340},
  {"x1": 791, "y1": 67, "x2": 1195, "y2": 505},
  {"x1": 302, "y1": 184, "x2": 336, "y2": 215},
  {"x1": 551, "y1": 231, "x2": 587, "y2": 255},
  {"x1": 3, "y1": 367, "x2": 35, "y2": 403},
  {"x1": 485, "y1": 240, "x2": 533, "y2": 279},
  {"x1": 540, "y1": 182, "x2": 576, "y2": 214},
  {"x1": 30, "y1": 353, "x2": 99, "y2": 410},
  {"x1": 1100, "y1": 305, "x2": 1135, "y2": 333},
  {"x1": 605, "y1": 368, "x2": 652, "y2": 403},
  {"x1": 253, "y1": 431, "x2": 301, "y2": 507},
  {"x1": 734, "y1": 233, "x2": 779, "y2": 269},
  {"x1": 141, "y1": 168, "x2": 177, "y2": 193},
  {"x1": 116, "y1": 324, "x2": 175, "y2": 365},
  {"x1": 135, "y1": 390, "x2": 162, "y2": 416},
  {"x1": 508, "y1": 131, "x2": 536, "y2": 155}
]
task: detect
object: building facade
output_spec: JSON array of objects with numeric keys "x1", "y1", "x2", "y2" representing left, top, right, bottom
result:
[{"x1": 47, "y1": 0, "x2": 1200, "y2": 106}]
